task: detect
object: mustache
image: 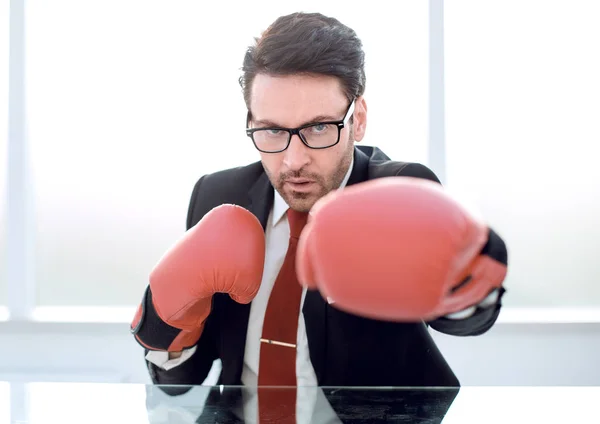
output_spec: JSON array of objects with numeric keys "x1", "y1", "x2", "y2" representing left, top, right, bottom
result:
[{"x1": 278, "y1": 171, "x2": 322, "y2": 184}]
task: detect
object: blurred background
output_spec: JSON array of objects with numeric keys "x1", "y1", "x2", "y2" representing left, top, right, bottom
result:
[{"x1": 1, "y1": 0, "x2": 599, "y2": 387}]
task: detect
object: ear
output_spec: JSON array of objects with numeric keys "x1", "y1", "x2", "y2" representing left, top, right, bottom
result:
[{"x1": 352, "y1": 96, "x2": 367, "y2": 142}]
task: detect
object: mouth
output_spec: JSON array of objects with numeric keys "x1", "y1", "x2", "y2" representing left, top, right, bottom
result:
[
  {"x1": 287, "y1": 178, "x2": 312, "y2": 184},
  {"x1": 284, "y1": 179, "x2": 316, "y2": 192}
]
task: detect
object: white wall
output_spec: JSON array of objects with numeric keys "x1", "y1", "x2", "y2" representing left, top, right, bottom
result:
[
  {"x1": 432, "y1": 323, "x2": 600, "y2": 386},
  {"x1": 1, "y1": 317, "x2": 599, "y2": 387}
]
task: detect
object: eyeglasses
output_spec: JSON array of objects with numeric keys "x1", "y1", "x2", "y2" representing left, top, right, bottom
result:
[{"x1": 245, "y1": 99, "x2": 356, "y2": 153}]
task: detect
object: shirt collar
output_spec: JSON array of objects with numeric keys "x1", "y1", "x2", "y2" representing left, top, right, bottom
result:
[{"x1": 272, "y1": 156, "x2": 355, "y2": 227}]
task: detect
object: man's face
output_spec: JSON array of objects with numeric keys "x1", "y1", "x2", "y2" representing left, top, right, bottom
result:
[{"x1": 248, "y1": 73, "x2": 367, "y2": 212}]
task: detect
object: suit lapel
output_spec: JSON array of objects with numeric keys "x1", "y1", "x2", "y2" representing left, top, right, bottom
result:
[
  {"x1": 303, "y1": 146, "x2": 371, "y2": 384},
  {"x1": 220, "y1": 170, "x2": 274, "y2": 384},
  {"x1": 247, "y1": 171, "x2": 274, "y2": 230},
  {"x1": 346, "y1": 146, "x2": 371, "y2": 187}
]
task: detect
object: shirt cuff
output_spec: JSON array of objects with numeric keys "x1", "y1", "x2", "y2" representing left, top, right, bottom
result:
[
  {"x1": 478, "y1": 288, "x2": 500, "y2": 308},
  {"x1": 444, "y1": 289, "x2": 500, "y2": 320},
  {"x1": 145, "y1": 345, "x2": 198, "y2": 371}
]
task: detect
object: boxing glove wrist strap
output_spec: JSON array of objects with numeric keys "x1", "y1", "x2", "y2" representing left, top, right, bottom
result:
[
  {"x1": 480, "y1": 228, "x2": 508, "y2": 264},
  {"x1": 131, "y1": 286, "x2": 198, "y2": 352},
  {"x1": 442, "y1": 227, "x2": 508, "y2": 315}
]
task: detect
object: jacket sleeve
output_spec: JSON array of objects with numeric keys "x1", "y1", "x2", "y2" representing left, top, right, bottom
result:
[
  {"x1": 396, "y1": 162, "x2": 507, "y2": 337},
  {"x1": 145, "y1": 311, "x2": 219, "y2": 387}
]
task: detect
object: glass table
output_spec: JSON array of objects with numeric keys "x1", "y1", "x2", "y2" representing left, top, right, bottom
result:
[{"x1": 1, "y1": 381, "x2": 598, "y2": 423}]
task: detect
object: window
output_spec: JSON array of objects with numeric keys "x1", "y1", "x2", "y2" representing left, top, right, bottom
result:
[
  {"x1": 25, "y1": 1, "x2": 428, "y2": 307},
  {"x1": 445, "y1": 0, "x2": 600, "y2": 307},
  {"x1": 0, "y1": 383, "x2": 8, "y2": 424},
  {"x1": 0, "y1": 0, "x2": 9, "y2": 306}
]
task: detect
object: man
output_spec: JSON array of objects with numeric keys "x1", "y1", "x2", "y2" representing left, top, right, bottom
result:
[{"x1": 131, "y1": 11, "x2": 507, "y2": 423}]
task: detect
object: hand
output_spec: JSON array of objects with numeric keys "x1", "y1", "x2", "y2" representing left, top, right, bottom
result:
[
  {"x1": 168, "y1": 351, "x2": 183, "y2": 360},
  {"x1": 295, "y1": 177, "x2": 508, "y2": 322}
]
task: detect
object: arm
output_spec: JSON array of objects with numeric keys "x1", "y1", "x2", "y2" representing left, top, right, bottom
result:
[
  {"x1": 396, "y1": 163, "x2": 507, "y2": 336},
  {"x1": 133, "y1": 179, "x2": 266, "y2": 387},
  {"x1": 296, "y1": 163, "x2": 508, "y2": 333},
  {"x1": 145, "y1": 311, "x2": 219, "y2": 387},
  {"x1": 397, "y1": 163, "x2": 507, "y2": 336},
  {"x1": 426, "y1": 287, "x2": 506, "y2": 336}
]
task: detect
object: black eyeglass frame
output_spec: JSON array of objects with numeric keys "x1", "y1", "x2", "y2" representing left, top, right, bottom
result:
[{"x1": 245, "y1": 98, "x2": 356, "y2": 153}]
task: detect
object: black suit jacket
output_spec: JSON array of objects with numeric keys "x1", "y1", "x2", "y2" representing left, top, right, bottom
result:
[{"x1": 146, "y1": 145, "x2": 505, "y2": 389}]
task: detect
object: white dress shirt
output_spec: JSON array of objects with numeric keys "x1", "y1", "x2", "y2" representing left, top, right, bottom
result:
[{"x1": 145, "y1": 160, "x2": 499, "y2": 422}]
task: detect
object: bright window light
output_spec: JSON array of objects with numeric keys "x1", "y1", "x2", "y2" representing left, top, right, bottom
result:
[
  {"x1": 0, "y1": 0, "x2": 10, "y2": 306},
  {"x1": 24, "y1": 1, "x2": 428, "y2": 307},
  {"x1": 445, "y1": 0, "x2": 600, "y2": 307}
]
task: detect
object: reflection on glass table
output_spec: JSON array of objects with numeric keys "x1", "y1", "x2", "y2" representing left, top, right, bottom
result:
[{"x1": 2, "y1": 382, "x2": 599, "y2": 423}]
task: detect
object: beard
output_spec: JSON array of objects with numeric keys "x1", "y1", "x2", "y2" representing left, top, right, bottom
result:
[{"x1": 266, "y1": 140, "x2": 355, "y2": 213}]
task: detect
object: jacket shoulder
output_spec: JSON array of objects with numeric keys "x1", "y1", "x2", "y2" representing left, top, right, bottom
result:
[
  {"x1": 367, "y1": 157, "x2": 441, "y2": 186},
  {"x1": 392, "y1": 162, "x2": 441, "y2": 184},
  {"x1": 357, "y1": 145, "x2": 441, "y2": 185},
  {"x1": 186, "y1": 161, "x2": 264, "y2": 229}
]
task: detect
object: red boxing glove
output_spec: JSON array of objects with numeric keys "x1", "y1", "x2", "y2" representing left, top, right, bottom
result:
[
  {"x1": 131, "y1": 204, "x2": 266, "y2": 351},
  {"x1": 296, "y1": 177, "x2": 507, "y2": 322}
]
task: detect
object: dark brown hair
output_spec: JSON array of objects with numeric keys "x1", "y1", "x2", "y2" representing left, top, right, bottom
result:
[{"x1": 240, "y1": 12, "x2": 366, "y2": 114}]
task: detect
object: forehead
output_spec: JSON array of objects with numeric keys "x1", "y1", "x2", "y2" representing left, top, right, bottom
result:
[{"x1": 249, "y1": 73, "x2": 348, "y2": 126}]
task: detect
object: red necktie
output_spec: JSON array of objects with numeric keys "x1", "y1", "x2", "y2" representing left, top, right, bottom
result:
[{"x1": 257, "y1": 208, "x2": 308, "y2": 423}]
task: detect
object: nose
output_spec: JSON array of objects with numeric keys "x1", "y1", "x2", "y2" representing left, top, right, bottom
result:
[{"x1": 282, "y1": 134, "x2": 311, "y2": 171}]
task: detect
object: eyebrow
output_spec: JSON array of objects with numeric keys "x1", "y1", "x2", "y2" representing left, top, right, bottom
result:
[{"x1": 252, "y1": 113, "x2": 342, "y2": 129}]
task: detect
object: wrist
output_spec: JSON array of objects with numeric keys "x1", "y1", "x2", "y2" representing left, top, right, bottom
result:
[{"x1": 168, "y1": 351, "x2": 183, "y2": 360}]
